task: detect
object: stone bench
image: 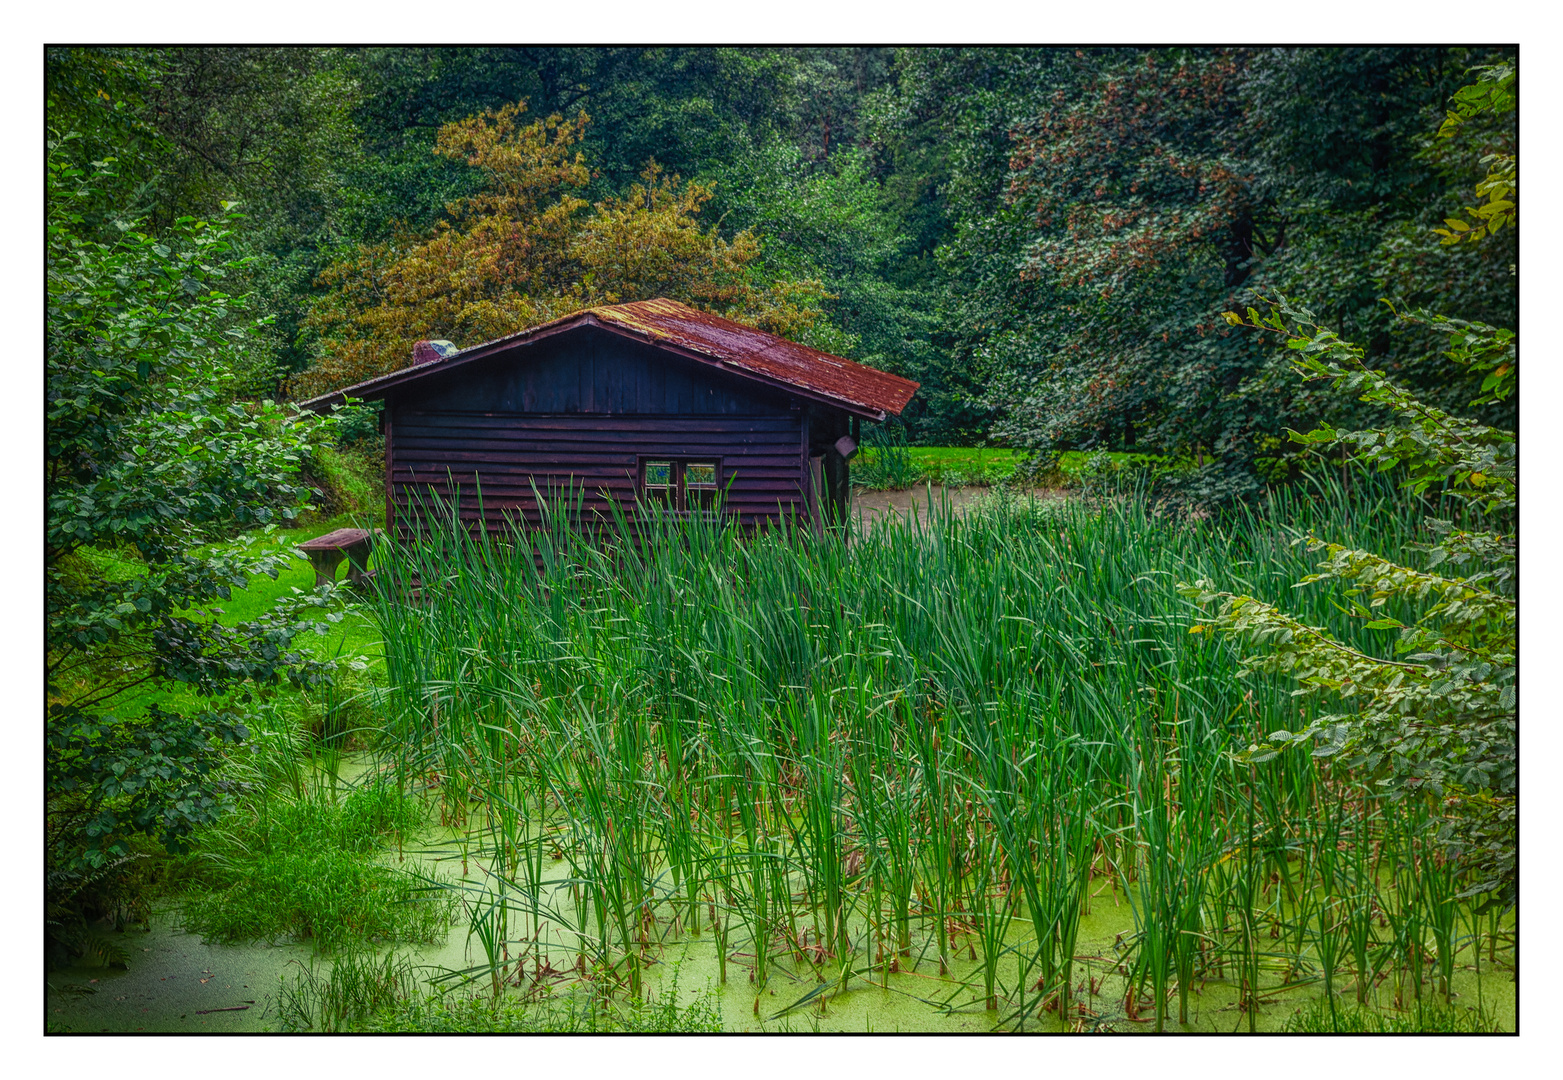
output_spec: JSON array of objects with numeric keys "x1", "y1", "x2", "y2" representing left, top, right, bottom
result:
[{"x1": 297, "y1": 528, "x2": 375, "y2": 588}]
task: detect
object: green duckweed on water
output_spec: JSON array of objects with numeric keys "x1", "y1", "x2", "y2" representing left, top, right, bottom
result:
[{"x1": 46, "y1": 868, "x2": 1513, "y2": 1034}]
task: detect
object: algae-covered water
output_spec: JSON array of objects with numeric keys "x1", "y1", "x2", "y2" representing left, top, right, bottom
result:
[
  {"x1": 47, "y1": 753, "x2": 1517, "y2": 1034},
  {"x1": 641, "y1": 898, "x2": 1516, "y2": 1034},
  {"x1": 46, "y1": 913, "x2": 314, "y2": 1033},
  {"x1": 47, "y1": 836, "x2": 1516, "y2": 1034}
]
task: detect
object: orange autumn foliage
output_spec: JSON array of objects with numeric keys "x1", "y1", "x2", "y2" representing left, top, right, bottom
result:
[{"x1": 291, "y1": 101, "x2": 825, "y2": 400}]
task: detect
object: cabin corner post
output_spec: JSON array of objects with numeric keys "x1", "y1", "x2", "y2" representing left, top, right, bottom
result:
[
  {"x1": 847, "y1": 415, "x2": 860, "y2": 522},
  {"x1": 827, "y1": 410, "x2": 850, "y2": 532}
]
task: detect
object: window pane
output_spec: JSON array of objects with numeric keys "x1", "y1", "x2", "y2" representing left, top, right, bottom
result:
[
  {"x1": 685, "y1": 462, "x2": 717, "y2": 487},
  {"x1": 645, "y1": 461, "x2": 672, "y2": 487}
]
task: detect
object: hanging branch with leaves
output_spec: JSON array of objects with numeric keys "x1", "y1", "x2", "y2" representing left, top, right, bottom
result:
[{"x1": 1187, "y1": 295, "x2": 1515, "y2": 902}]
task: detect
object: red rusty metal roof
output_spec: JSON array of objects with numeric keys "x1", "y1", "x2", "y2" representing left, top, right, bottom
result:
[
  {"x1": 299, "y1": 299, "x2": 919, "y2": 421},
  {"x1": 590, "y1": 299, "x2": 919, "y2": 419}
]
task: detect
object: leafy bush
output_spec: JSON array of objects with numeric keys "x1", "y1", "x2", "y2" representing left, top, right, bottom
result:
[
  {"x1": 330, "y1": 402, "x2": 384, "y2": 447},
  {"x1": 1187, "y1": 300, "x2": 1515, "y2": 902},
  {"x1": 46, "y1": 138, "x2": 342, "y2": 938},
  {"x1": 1062, "y1": 450, "x2": 1192, "y2": 498}
]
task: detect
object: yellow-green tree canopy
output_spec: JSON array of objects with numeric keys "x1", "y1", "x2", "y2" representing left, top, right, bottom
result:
[{"x1": 292, "y1": 101, "x2": 825, "y2": 399}]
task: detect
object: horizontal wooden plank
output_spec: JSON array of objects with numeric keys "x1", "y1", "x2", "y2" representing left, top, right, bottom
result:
[
  {"x1": 393, "y1": 517, "x2": 807, "y2": 537},
  {"x1": 391, "y1": 519, "x2": 807, "y2": 538},
  {"x1": 390, "y1": 478, "x2": 802, "y2": 491},
  {"x1": 393, "y1": 468, "x2": 800, "y2": 485},
  {"x1": 392, "y1": 493, "x2": 804, "y2": 513},
  {"x1": 392, "y1": 494, "x2": 805, "y2": 513},
  {"x1": 395, "y1": 450, "x2": 805, "y2": 469},
  {"x1": 394, "y1": 470, "x2": 636, "y2": 484},
  {"x1": 391, "y1": 477, "x2": 804, "y2": 498},
  {"x1": 396, "y1": 418, "x2": 801, "y2": 436},
  {"x1": 390, "y1": 500, "x2": 806, "y2": 518},
  {"x1": 398, "y1": 411, "x2": 800, "y2": 433},
  {"x1": 394, "y1": 429, "x2": 802, "y2": 450},
  {"x1": 391, "y1": 487, "x2": 802, "y2": 506},
  {"x1": 392, "y1": 497, "x2": 625, "y2": 512},
  {"x1": 393, "y1": 465, "x2": 800, "y2": 482},
  {"x1": 393, "y1": 456, "x2": 794, "y2": 475},
  {"x1": 393, "y1": 439, "x2": 800, "y2": 458}
]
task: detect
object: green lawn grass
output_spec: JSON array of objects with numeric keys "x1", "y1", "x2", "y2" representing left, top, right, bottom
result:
[
  {"x1": 73, "y1": 515, "x2": 385, "y2": 718},
  {"x1": 852, "y1": 446, "x2": 1182, "y2": 489}
]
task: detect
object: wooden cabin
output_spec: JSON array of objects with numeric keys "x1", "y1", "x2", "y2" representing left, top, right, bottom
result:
[{"x1": 299, "y1": 299, "x2": 919, "y2": 536}]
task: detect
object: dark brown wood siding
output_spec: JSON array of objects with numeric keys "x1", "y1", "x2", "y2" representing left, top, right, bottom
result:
[
  {"x1": 389, "y1": 411, "x2": 807, "y2": 532},
  {"x1": 383, "y1": 328, "x2": 818, "y2": 534},
  {"x1": 407, "y1": 325, "x2": 794, "y2": 417}
]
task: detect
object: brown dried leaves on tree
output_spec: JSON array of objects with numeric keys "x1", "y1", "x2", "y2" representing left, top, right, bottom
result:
[{"x1": 292, "y1": 101, "x2": 824, "y2": 399}]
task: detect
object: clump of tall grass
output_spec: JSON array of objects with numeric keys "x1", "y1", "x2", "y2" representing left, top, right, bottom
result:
[
  {"x1": 852, "y1": 421, "x2": 918, "y2": 489},
  {"x1": 362, "y1": 469, "x2": 1510, "y2": 1028},
  {"x1": 1283, "y1": 997, "x2": 1500, "y2": 1033},
  {"x1": 281, "y1": 954, "x2": 722, "y2": 1033},
  {"x1": 275, "y1": 949, "x2": 421, "y2": 1032},
  {"x1": 179, "y1": 785, "x2": 452, "y2": 953}
]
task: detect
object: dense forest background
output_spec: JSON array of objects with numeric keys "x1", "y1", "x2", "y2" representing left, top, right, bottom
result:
[{"x1": 46, "y1": 45, "x2": 1516, "y2": 498}]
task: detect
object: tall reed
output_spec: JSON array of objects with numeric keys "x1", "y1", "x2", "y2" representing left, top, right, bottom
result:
[{"x1": 359, "y1": 471, "x2": 1507, "y2": 1028}]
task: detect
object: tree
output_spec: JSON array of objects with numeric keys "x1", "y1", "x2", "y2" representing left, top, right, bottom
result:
[
  {"x1": 47, "y1": 48, "x2": 371, "y2": 389},
  {"x1": 1182, "y1": 64, "x2": 1518, "y2": 901},
  {"x1": 902, "y1": 47, "x2": 1514, "y2": 492},
  {"x1": 1431, "y1": 61, "x2": 1516, "y2": 249},
  {"x1": 705, "y1": 140, "x2": 937, "y2": 378},
  {"x1": 46, "y1": 140, "x2": 339, "y2": 882},
  {"x1": 291, "y1": 101, "x2": 825, "y2": 400},
  {"x1": 344, "y1": 47, "x2": 807, "y2": 203}
]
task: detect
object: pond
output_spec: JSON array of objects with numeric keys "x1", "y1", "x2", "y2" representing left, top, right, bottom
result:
[{"x1": 48, "y1": 822, "x2": 1516, "y2": 1034}]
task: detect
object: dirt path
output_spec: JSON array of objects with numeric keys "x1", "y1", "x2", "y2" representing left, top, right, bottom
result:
[{"x1": 849, "y1": 484, "x2": 1066, "y2": 530}]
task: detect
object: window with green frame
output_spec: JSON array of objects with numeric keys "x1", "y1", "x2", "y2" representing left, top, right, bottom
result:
[{"x1": 639, "y1": 458, "x2": 721, "y2": 512}]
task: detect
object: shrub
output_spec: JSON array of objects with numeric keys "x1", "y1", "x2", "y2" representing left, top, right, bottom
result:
[{"x1": 1187, "y1": 299, "x2": 1515, "y2": 903}]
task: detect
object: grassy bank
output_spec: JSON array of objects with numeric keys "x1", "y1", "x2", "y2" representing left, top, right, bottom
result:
[
  {"x1": 64, "y1": 516, "x2": 384, "y2": 724},
  {"x1": 851, "y1": 445, "x2": 1181, "y2": 490}
]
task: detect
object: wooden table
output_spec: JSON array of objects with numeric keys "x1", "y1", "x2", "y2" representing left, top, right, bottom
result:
[{"x1": 297, "y1": 528, "x2": 375, "y2": 587}]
